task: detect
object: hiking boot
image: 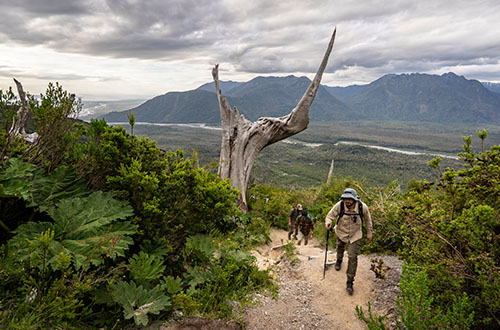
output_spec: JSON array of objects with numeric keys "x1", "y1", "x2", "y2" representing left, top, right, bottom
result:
[
  {"x1": 346, "y1": 280, "x2": 354, "y2": 295},
  {"x1": 335, "y1": 259, "x2": 342, "y2": 271}
]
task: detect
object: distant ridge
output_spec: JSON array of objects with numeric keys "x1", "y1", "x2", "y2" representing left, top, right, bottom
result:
[
  {"x1": 342, "y1": 72, "x2": 500, "y2": 123},
  {"x1": 104, "y1": 75, "x2": 356, "y2": 123},
  {"x1": 482, "y1": 81, "x2": 500, "y2": 95},
  {"x1": 102, "y1": 72, "x2": 500, "y2": 124}
]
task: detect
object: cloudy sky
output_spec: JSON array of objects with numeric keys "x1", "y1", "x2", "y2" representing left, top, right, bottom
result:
[{"x1": 1, "y1": 0, "x2": 500, "y2": 100}]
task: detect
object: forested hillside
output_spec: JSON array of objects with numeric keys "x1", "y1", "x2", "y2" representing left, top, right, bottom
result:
[
  {"x1": 130, "y1": 121, "x2": 500, "y2": 190},
  {"x1": 101, "y1": 72, "x2": 500, "y2": 125},
  {"x1": 1, "y1": 83, "x2": 499, "y2": 329}
]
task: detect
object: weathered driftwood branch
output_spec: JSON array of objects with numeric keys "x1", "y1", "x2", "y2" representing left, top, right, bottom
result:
[
  {"x1": 10, "y1": 79, "x2": 30, "y2": 136},
  {"x1": 10, "y1": 79, "x2": 38, "y2": 143},
  {"x1": 213, "y1": 28, "x2": 337, "y2": 210}
]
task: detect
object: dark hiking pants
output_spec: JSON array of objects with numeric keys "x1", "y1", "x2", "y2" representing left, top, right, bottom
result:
[
  {"x1": 288, "y1": 220, "x2": 296, "y2": 239},
  {"x1": 336, "y1": 238, "x2": 361, "y2": 281}
]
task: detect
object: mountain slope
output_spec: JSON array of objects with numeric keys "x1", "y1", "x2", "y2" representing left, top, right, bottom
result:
[
  {"x1": 103, "y1": 89, "x2": 221, "y2": 123},
  {"x1": 323, "y1": 84, "x2": 368, "y2": 100},
  {"x1": 219, "y1": 75, "x2": 357, "y2": 121},
  {"x1": 344, "y1": 72, "x2": 500, "y2": 123},
  {"x1": 482, "y1": 81, "x2": 500, "y2": 95},
  {"x1": 196, "y1": 81, "x2": 242, "y2": 95},
  {"x1": 104, "y1": 76, "x2": 356, "y2": 123},
  {"x1": 103, "y1": 72, "x2": 500, "y2": 124}
]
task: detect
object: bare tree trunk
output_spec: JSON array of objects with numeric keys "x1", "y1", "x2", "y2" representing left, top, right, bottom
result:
[
  {"x1": 10, "y1": 79, "x2": 38, "y2": 143},
  {"x1": 10, "y1": 79, "x2": 30, "y2": 136},
  {"x1": 327, "y1": 159, "x2": 335, "y2": 184},
  {"x1": 212, "y1": 29, "x2": 337, "y2": 211}
]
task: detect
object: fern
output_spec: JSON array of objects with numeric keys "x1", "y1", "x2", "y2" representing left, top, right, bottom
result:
[{"x1": 111, "y1": 281, "x2": 171, "y2": 326}]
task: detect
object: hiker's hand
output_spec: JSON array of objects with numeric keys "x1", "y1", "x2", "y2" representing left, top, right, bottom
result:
[
  {"x1": 366, "y1": 237, "x2": 372, "y2": 243},
  {"x1": 325, "y1": 224, "x2": 331, "y2": 231},
  {"x1": 310, "y1": 234, "x2": 313, "y2": 239}
]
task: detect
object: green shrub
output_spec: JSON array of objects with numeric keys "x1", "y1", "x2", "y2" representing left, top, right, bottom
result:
[
  {"x1": 0, "y1": 157, "x2": 135, "y2": 328},
  {"x1": 181, "y1": 235, "x2": 276, "y2": 318},
  {"x1": 398, "y1": 133, "x2": 500, "y2": 328},
  {"x1": 73, "y1": 121, "x2": 239, "y2": 253},
  {"x1": 247, "y1": 184, "x2": 292, "y2": 229}
]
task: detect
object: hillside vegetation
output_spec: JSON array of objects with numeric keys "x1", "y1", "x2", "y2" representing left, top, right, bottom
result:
[
  {"x1": 1, "y1": 83, "x2": 499, "y2": 329},
  {"x1": 130, "y1": 120, "x2": 500, "y2": 190},
  {"x1": 102, "y1": 72, "x2": 500, "y2": 125}
]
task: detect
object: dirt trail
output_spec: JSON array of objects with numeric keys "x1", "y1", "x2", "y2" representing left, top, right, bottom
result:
[{"x1": 245, "y1": 229, "x2": 402, "y2": 330}]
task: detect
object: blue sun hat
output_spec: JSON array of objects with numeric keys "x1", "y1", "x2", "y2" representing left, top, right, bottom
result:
[{"x1": 341, "y1": 188, "x2": 359, "y2": 201}]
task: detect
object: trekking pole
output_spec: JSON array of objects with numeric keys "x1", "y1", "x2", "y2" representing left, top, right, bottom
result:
[{"x1": 323, "y1": 228, "x2": 330, "y2": 279}]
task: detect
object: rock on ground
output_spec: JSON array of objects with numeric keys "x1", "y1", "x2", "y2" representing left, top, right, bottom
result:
[{"x1": 162, "y1": 229, "x2": 403, "y2": 330}]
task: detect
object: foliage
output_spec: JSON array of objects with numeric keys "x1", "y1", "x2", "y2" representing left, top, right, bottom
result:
[
  {"x1": 219, "y1": 212, "x2": 271, "y2": 250},
  {"x1": 398, "y1": 132, "x2": 500, "y2": 328},
  {"x1": 24, "y1": 82, "x2": 84, "y2": 171},
  {"x1": 0, "y1": 231, "x2": 94, "y2": 329},
  {"x1": 282, "y1": 241, "x2": 300, "y2": 265},
  {"x1": 395, "y1": 263, "x2": 474, "y2": 330},
  {"x1": 111, "y1": 280, "x2": 171, "y2": 326},
  {"x1": 0, "y1": 156, "x2": 135, "y2": 328},
  {"x1": 126, "y1": 251, "x2": 166, "y2": 287},
  {"x1": 356, "y1": 263, "x2": 474, "y2": 330},
  {"x1": 0, "y1": 87, "x2": 27, "y2": 161},
  {"x1": 73, "y1": 121, "x2": 239, "y2": 253},
  {"x1": 355, "y1": 302, "x2": 386, "y2": 330},
  {"x1": 0, "y1": 157, "x2": 89, "y2": 211},
  {"x1": 9, "y1": 189, "x2": 135, "y2": 271},
  {"x1": 180, "y1": 235, "x2": 276, "y2": 318},
  {"x1": 247, "y1": 184, "x2": 292, "y2": 229},
  {"x1": 0, "y1": 82, "x2": 276, "y2": 328},
  {"x1": 7, "y1": 81, "x2": 500, "y2": 328}
]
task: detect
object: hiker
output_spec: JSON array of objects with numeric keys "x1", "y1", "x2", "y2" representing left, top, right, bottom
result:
[
  {"x1": 293, "y1": 208, "x2": 314, "y2": 245},
  {"x1": 325, "y1": 188, "x2": 372, "y2": 295},
  {"x1": 288, "y1": 204, "x2": 301, "y2": 240}
]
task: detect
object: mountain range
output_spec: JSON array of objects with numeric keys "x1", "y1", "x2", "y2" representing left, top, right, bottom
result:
[{"x1": 102, "y1": 72, "x2": 500, "y2": 124}]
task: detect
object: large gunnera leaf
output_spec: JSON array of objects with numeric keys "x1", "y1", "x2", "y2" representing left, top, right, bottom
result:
[
  {"x1": 0, "y1": 157, "x2": 88, "y2": 211},
  {"x1": 112, "y1": 281, "x2": 171, "y2": 326},
  {"x1": 11, "y1": 191, "x2": 135, "y2": 270}
]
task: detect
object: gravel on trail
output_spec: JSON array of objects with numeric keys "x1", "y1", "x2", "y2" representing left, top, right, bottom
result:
[{"x1": 163, "y1": 229, "x2": 403, "y2": 330}]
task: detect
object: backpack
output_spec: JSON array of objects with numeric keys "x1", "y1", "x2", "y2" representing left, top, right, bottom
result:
[
  {"x1": 336, "y1": 200, "x2": 364, "y2": 225},
  {"x1": 298, "y1": 213, "x2": 312, "y2": 232}
]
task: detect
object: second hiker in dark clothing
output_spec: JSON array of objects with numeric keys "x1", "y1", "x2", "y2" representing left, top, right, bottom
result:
[
  {"x1": 288, "y1": 204, "x2": 301, "y2": 240},
  {"x1": 293, "y1": 208, "x2": 314, "y2": 245}
]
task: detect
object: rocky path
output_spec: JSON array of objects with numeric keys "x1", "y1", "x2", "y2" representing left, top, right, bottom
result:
[{"x1": 245, "y1": 229, "x2": 402, "y2": 330}]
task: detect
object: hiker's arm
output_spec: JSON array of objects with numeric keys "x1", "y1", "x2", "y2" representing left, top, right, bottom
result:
[{"x1": 325, "y1": 203, "x2": 340, "y2": 230}]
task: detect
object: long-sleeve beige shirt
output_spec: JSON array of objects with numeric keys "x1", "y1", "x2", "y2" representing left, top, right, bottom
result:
[{"x1": 325, "y1": 200, "x2": 373, "y2": 243}]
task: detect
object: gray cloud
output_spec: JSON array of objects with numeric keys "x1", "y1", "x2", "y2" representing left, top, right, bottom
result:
[
  {"x1": 1, "y1": 0, "x2": 499, "y2": 87},
  {"x1": 0, "y1": 65, "x2": 117, "y2": 82}
]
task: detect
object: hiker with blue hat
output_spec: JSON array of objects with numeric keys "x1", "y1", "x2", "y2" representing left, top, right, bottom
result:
[{"x1": 325, "y1": 188, "x2": 373, "y2": 295}]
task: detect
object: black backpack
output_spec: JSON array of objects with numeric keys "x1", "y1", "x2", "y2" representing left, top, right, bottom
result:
[{"x1": 336, "y1": 200, "x2": 364, "y2": 225}]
